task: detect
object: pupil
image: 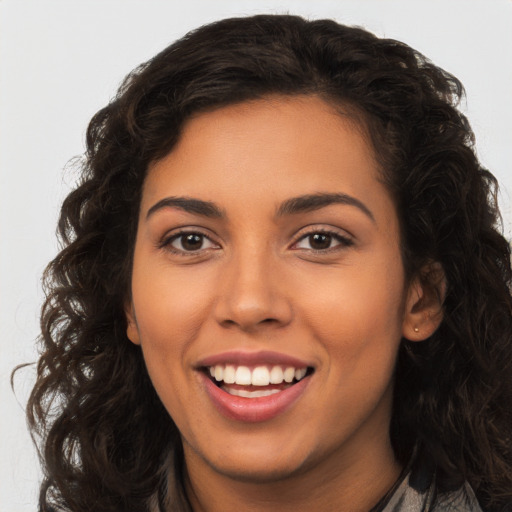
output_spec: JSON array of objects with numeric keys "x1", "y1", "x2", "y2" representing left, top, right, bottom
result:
[
  {"x1": 182, "y1": 234, "x2": 203, "y2": 250},
  {"x1": 310, "y1": 233, "x2": 331, "y2": 250}
]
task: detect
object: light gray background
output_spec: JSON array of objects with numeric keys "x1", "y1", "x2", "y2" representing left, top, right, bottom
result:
[{"x1": 1, "y1": 1, "x2": 511, "y2": 509}]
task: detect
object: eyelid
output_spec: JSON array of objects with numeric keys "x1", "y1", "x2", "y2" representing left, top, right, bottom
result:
[
  {"x1": 290, "y1": 225, "x2": 354, "y2": 251},
  {"x1": 158, "y1": 227, "x2": 221, "y2": 255}
]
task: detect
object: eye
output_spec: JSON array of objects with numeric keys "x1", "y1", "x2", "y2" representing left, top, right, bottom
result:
[
  {"x1": 293, "y1": 230, "x2": 353, "y2": 252},
  {"x1": 164, "y1": 231, "x2": 218, "y2": 253}
]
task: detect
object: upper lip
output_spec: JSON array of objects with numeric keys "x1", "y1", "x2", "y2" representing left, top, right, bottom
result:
[{"x1": 196, "y1": 350, "x2": 314, "y2": 369}]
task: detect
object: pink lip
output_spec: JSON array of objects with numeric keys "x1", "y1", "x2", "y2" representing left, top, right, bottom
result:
[
  {"x1": 196, "y1": 350, "x2": 312, "y2": 369},
  {"x1": 200, "y1": 372, "x2": 312, "y2": 422}
]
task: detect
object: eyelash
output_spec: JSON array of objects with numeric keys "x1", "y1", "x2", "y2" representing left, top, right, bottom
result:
[
  {"x1": 159, "y1": 227, "x2": 354, "y2": 256},
  {"x1": 159, "y1": 229, "x2": 219, "y2": 256},
  {"x1": 291, "y1": 228, "x2": 354, "y2": 253}
]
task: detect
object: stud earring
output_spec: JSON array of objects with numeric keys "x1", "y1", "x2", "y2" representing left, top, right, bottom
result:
[{"x1": 414, "y1": 327, "x2": 420, "y2": 333}]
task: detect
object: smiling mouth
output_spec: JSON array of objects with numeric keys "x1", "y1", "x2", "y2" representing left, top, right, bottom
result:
[{"x1": 204, "y1": 364, "x2": 315, "y2": 398}]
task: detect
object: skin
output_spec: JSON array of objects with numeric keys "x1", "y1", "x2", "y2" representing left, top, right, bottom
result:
[{"x1": 126, "y1": 95, "x2": 443, "y2": 511}]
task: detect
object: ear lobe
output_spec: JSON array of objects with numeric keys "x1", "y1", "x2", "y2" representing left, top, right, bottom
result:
[
  {"x1": 125, "y1": 301, "x2": 141, "y2": 345},
  {"x1": 402, "y1": 262, "x2": 446, "y2": 342}
]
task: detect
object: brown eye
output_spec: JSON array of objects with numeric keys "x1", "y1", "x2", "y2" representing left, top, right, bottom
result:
[
  {"x1": 181, "y1": 234, "x2": 204, "y2": 251},
  {"x1": 294, "y1": 230, "x2": 353, "y2": 252},
  {"x1": 169, "y1": 232, "x2": 216, "y2": 252},
  {"x1": 308, "y1": 233, "x2": 332, "y2": 250}
]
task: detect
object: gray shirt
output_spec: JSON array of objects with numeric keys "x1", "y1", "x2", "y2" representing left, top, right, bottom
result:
[{"x1": 380, "y1": 472, "x2": 483, "y2": 512}]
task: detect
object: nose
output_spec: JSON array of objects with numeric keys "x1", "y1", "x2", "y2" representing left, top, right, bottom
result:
[{"x1": 213, "y1": 248, "x2": 293, "y2": 332}]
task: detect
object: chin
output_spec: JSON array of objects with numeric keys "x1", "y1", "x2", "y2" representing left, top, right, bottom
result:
[
  {"x1": 185, "y1": 438, "x2": 315, "y2": 484},
  {"x1": 207, "y1": 457, "x2": 310, "y2": 484}
]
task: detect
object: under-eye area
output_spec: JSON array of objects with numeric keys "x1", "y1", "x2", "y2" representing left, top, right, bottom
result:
[{"x1": 204, "y1": 365, "x2": 315, "y2": 398}]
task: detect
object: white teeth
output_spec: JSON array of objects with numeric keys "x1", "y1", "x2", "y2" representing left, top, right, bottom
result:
[
  {"x1": 269, "y1": 365, "x2": 284, "y2": 384},
  {"x1": 214, "y1": 365, "x2": 223, "y2": 382},
  {"x1": 283, "y1": 367, "x2": 295, "y2": 383},
  {"x1": 225, "y1": 387, "x2": 283, "y2": 398},
  {"x1": 295, "y1": 368, "x2": 307, "y2": 380},
  {"x1": 251, "y1": 366, "x2": 270, "y2": 386},
  {"x1": 208, "y1": 364, "x2": 309, "y2": 386},
  {"x1": 234, "y1": 366, "x2": 252, "y2": 385},
  {"x1": 223, "y1": 365, "x2": 236, "y2": 384}
]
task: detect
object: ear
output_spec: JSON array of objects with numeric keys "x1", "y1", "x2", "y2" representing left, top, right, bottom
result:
[
  {"x1": 125, "y1": 300, "x2": 141, "y2": 345},
  {"x1": 402, "y1": 262, "x2": 446, "y2": 342}
]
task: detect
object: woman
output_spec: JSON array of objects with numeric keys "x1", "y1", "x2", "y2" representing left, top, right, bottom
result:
[{"x1": 27, "y1": 14, "x2": 512, "y2": 512}]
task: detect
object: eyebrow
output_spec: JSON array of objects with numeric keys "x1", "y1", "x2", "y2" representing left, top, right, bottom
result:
[
  {"x1": 276, "y1": 193, "x2": 375, "y2": 222},
  {"x1": 146, "y1": 196, "x2": 224, "y2": 219},
  {"x1": 145, "y1": 192, "x2": 375, "y2": 223}
]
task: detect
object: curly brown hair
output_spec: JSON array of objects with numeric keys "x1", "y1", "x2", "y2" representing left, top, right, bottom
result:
[{"x1": 23, "y1": 14, "x2": 512, "y2": 512}]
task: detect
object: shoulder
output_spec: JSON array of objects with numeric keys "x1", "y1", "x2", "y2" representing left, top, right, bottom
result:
[
  {"x1": 433, "y1": 483, "x2": 483, "y2": 512},
  {"x1": 382, "y1": 473, "x2": 483, "y2": 512}
]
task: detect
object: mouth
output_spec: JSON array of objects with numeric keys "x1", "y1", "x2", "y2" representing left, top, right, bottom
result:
[
  {"x1": 196, "y1": 353, "x2": 315, "y2": 422},
  {"x1": 204, "y1": 364, "x2": 314, "y2": 398}
]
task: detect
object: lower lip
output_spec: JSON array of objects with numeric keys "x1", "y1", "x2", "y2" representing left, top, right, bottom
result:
[{"x1": 201, "y1": 373, "x2": 311, "y2": 423}]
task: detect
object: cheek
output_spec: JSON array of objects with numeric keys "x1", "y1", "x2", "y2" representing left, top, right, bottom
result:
[
  {"x1": 297, "y1": 256, "x2": 406, "y2": 370},
  {"x1": 131, "y1": 260, "x2": 215, "y2": 348},
  {"x1": 303, "y1": 261, "x2": 404, "y2": 325},
  {"x1": 296, "y1": 260, "x2": 405, "y2": 436},
  {"x1": 130, "y1": 265, "x2": 211, "y2": 423}
]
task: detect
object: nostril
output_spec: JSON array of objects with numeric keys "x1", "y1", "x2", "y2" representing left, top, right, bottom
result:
[
  {"x1": 219, "y1": 317, "x2": 280, "y2": 330},
  {"x1": 213, "y1": 283, "x2": 293, "y2": 330}
]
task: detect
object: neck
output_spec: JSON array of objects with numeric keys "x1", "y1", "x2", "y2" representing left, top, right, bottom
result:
[{"x1": 183, "y1": 433, "x2": 402, "y2": 512}]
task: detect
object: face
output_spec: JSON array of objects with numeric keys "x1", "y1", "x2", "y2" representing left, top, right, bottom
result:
[{"x1": 126, "y1": 96, "x2": 426, "y2": 484}]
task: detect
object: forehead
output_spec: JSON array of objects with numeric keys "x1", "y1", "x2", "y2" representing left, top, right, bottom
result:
[{"x1": 141, "y1": 95, "x2": 392, "y2": 224}]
